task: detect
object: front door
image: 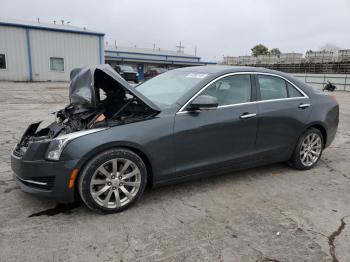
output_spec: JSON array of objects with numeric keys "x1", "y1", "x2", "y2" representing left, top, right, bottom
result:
[{"x1": 173, "y1": 74, "x2": 258, "y2": 177}]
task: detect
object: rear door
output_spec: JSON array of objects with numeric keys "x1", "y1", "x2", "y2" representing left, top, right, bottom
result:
[
  {"x1": 255, "y1": 74, "x2": 311, "y2": 160},
  {"x1": 173, "y1": 74, "x2": 259, "y2": 177}
]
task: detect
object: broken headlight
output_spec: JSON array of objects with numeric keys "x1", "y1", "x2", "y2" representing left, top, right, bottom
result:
[{"x1": 45, "y1": 128, "x2": 106, "y2": 160}]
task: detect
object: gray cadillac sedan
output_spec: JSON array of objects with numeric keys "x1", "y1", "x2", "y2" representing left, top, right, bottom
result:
[{"x1": 11, "y1": 65, "x2": 339, "y2": 213}]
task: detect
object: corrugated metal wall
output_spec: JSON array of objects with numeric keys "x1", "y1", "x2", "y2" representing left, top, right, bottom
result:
[
  {"x1": 29, "y1": 30, "x2": 100, "y2": 81},
  {"x1": 0, "y1": 26, "x2": 29, "y2": 81},
  {"x1": 0, "y1": 26, "x2": 102, "y2": 81}
]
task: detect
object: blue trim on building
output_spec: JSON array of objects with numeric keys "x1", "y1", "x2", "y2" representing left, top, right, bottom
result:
[
  {"x1": 105, "y1": 55, "x2": 216, "y2": 65},
  {"x1": 105, "y1": 49, "x2": 201, "y2": 60},
  {"x1": 0, "y1": 22, "x2": 105, "y2": 36},
  {"x1": 98, "y1": 36, "x2": 103, "y2": 64},
  {"x1": 25, "y1": 28, "x2": 33, "y2": 81}
]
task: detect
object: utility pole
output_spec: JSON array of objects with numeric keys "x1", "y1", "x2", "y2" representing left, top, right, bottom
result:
[
  {"x1": 176, "y1": 41, "x2": 184, "y2": 53},
  {"x1": 195, "y1": 45, "x2": 197, "y2": 56}
]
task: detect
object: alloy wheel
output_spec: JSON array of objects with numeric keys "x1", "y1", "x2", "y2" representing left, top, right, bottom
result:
[
  {"x1": 90, "y1": 158, "x2": 141, "y2": 208},
  {"x1": 299, "y1": 133, "x2": 322, "y2": 167}
]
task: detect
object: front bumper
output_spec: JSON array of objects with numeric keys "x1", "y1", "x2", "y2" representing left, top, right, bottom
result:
[{"x1": 11, "y1": 152, "x2": 80, "y2": 202}]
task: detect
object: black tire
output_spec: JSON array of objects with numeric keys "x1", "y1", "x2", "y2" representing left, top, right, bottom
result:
[
  {"x1": 78, "y1": 148, "x2": 147, "y2": 214},
  {"x1": 288, "y1": 128, "x2": 324, "y2": 170}
]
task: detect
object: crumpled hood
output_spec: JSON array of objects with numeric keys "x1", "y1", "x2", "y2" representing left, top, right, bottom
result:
[{"x1": 69, "y1": 64, "x2": 160, "y2": 111}]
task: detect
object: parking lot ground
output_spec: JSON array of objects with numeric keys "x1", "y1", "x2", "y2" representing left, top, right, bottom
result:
[{"x1": 0, "y1": 82, "x2": 350, "y2": 262}]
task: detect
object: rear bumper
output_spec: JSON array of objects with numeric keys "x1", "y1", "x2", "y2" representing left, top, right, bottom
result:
[
  {"x1": 11, "y1": 152, "x2": 79, "y2": 202},
  {"x1": 325, "y1": 104, "x2": 339, "y2": 148},
  {"x1": 326, "y1": 123, "x2": 338, "y2": 148}
]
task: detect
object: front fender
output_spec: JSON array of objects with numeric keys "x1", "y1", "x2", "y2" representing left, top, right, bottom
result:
[{"x1": 60, "y1": 116, "x2": 175, "y2": 182}]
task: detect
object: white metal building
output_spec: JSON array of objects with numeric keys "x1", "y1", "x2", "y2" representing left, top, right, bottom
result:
[
  {"x1": 278, "y1": 53, "x2": 304, "y2": 64},
  {"x1": 305, "y1": 50, "x2": 334, "y2": 63},
  {"x1": 0, "y1": 19, "x2": 104, "y2": 81},
  {"x1": 338, "y1": 49, "x2": 350, "y2": 62}
]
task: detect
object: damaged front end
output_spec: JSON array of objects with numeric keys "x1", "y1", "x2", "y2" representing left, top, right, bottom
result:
[{"x1": 13, "y1": 64, "x2": 160, "y2": 159}]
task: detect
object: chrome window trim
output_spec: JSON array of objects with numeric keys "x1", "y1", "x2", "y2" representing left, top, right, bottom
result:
[
  {"x1": 177, "y1": 71, "x2": 309, "y2": 114},
  {"x1": 176, "y1": 97, "x2": 308, "y2": 115}
]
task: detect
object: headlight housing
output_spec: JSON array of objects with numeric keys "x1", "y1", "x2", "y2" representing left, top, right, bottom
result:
[{"x1": 45, "y1": 128, "x2": 106, "y2": 161}]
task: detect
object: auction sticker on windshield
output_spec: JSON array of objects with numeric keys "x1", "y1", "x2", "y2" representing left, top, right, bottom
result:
[{"x1": 185, "y1": 73, "x2": 208, "y2": 79}]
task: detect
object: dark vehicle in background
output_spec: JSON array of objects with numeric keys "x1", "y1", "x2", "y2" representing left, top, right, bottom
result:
[
  {"x1": 11, "y1": 65, "x2": 339, "y2": 214},
  {"x1": 114, "y1": 65, "x2": 139, "y2": 83},
  {"x1": 144, "y1": 68, "x2": 168, "y2": 80}
]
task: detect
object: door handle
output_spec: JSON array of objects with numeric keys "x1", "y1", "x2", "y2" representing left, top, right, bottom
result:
[
  {"x1": 298, "y1": 103, "x2": 310, "y2": 109},
  {"x1": 240, "y1": 113, "x2": 257, "y2": 119}
]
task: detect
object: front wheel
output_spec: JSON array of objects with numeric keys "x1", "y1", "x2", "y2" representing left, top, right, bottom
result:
[
  {"x1": 288, "y1": 128, "x2": 323, "y2": 170},
  {"x1": 78, "y1": 148, "x2": 147, "y2": 214}
]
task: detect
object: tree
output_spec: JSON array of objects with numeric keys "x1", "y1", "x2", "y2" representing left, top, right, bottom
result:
[
  {"x1": 251, "y1": 44, "x2": 269, "y2": 57},
  {"x1": 270, "y1": 48, "x2": 281, "y2": 56}
]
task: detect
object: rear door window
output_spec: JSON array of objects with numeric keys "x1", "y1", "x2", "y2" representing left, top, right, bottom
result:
[{"x1": 258, "y1": 75, "x2": 287, "y2": 100}]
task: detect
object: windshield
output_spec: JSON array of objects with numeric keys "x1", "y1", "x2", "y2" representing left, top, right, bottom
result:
[
  {"x1": 136, "y1": 70, "x2": 209, "y2": 107},
  {"x1": 120, "y1": 65, "x2": 134, "y2": 72}
]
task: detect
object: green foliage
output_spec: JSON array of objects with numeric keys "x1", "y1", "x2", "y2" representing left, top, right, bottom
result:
[
  {"x1": 251, "y1": 44, "x2": 269, "y2": 57},
  {"x1": 270, "y1": 48, "x2": 281, "y2": 56}
]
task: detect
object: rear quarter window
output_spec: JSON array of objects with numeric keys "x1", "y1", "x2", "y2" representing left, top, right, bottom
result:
[{"x1": 287, "y1": 82, "x2": 304, "y2": 97}]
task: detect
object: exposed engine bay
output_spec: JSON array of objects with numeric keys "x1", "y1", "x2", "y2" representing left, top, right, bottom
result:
[{"x1": 16, "y1": 65, "x2": 160, "y2": 151}]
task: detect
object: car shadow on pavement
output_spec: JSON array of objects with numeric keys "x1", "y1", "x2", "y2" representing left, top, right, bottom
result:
[{"x1": 28, "y1": 201, "x2": 83, "y2": 217}]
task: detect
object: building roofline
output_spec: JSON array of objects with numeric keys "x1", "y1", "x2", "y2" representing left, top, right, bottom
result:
[
  {"x1": 0, "y1": 21, "x2": 105, "y2": 36},
  {"x1": 105, "y1": 55, "x2": 216, "y2": 65},
  {"x1": 105, "y1": 49, "x2": 200, "y2": 60}
]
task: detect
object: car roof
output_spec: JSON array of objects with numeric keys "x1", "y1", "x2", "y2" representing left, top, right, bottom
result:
[{"x1": 174, "y1": 65, "x2": 286, "y2": 75}]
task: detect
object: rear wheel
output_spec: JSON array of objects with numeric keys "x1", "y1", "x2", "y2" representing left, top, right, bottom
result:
[
  {"x1": 78, "y1": 148, "x2": 147, "y2": 213},
  {"x1": 288, "y1": 128, "x2": 323, "y2": 170}
]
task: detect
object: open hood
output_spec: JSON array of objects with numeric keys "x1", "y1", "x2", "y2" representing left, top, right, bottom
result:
[
  {"x1": 69, "y1": 64, "x2": 160, "y2": 111},
  {"x1": 15, "y1": 65, "x2": 161, "y2": 150}
]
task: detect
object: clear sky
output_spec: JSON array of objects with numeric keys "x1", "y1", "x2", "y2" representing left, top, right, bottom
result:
[{"x1": 1, "y1": 0, "x2": 349, "y2": 61}]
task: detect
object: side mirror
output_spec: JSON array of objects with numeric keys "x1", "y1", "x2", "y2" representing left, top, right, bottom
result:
[{"x1": 187, "y1": 95, "x2": 218, "y2": 111}]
